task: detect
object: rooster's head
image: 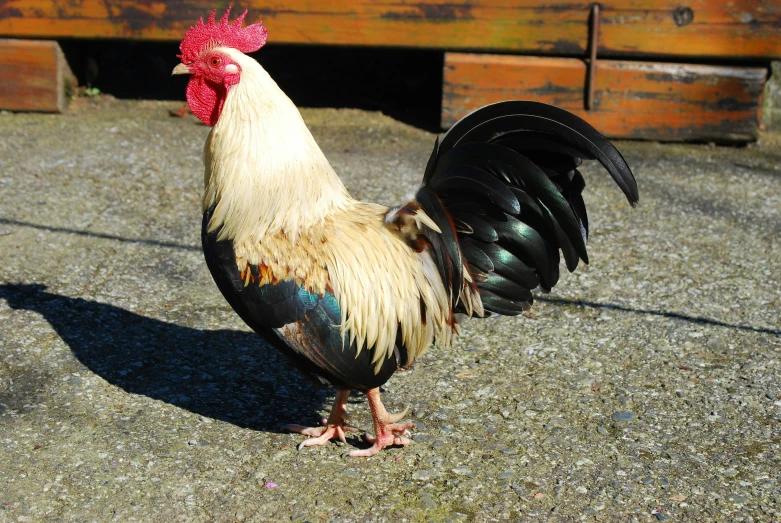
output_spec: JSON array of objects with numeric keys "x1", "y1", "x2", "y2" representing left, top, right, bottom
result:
[{"x1": 173, "y1": 7, "x2": 268, "y2": 126}]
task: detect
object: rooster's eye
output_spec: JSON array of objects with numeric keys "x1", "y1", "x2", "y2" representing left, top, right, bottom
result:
[{"x1": 210, "y1": 57, "x2": 221, "y2": 67}]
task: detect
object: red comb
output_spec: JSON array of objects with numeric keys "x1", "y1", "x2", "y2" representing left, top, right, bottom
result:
[{"x1": 178, "y1": 7, "x2": 268, "y2": 63}]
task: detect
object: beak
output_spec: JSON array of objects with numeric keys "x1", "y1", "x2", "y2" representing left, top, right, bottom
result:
[{"x1": 171, "y1": 63, "x2": 191, "y2": 76}]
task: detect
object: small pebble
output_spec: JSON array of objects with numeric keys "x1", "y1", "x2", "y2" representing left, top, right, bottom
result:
[
  {"x1": 728, "y1": 493, "x2": 748, "y2": 504},
  {"x1": 611, "y1": 411, "x2": 635, "y2": 422},
  {"x1": 510, "y1": 484, "x2": 525, "y2": 496},
  {"x1": 412, "y1": 469, "x2": 438, "y2": 481},
  {"x1": 420, "y1": 493, "x2": 437, "y2": 510}
]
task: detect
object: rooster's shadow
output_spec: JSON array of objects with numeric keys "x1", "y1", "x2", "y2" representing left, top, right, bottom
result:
[{"x1": 0, "y1": 283, "x2": 329, "y2": 432}]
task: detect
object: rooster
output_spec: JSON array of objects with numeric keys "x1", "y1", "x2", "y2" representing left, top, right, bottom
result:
[{"x1": 172, "y1": 9, "x2": 638, "y2": 457}]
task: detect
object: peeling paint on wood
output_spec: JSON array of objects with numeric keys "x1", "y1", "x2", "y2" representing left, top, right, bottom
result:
[
  {"x1": 0, "y1": 39, "x2": 76, "y2": 112},
  {"x1": 442, "y1": 53, "x2": 767, "y2": 142},
  {"x1": 0, "y1": 1, "x2": 778, "y2": 59}
]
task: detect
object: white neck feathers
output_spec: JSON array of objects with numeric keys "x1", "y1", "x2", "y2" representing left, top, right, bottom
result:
[{"x1": 203, "y1": 47, "x2": 351, "y2": 243}]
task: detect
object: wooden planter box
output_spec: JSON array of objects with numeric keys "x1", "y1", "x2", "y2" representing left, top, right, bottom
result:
[
  {"x1": 443, "y1": 54, "x2": 767, "y2": 142},
  {"x1": 1, "y1": 1, "x2": 778, "y2": 59},
  {"x1": 0, "y1": 39, "x2": 76, "y2": 113},
  {"x1": 0, "y1": 1, "x2": 778, "y2": 140}
]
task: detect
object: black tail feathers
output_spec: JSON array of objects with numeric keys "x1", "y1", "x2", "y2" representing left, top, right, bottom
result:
[{"x1": 416, "y1": 101, "x2": 638, "y2": 316}]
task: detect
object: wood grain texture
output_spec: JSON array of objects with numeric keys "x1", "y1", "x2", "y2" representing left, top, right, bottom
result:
[
  {"x1": 0, "y1": 39, "x2": 76, "y2": 112},
  {"x1": 0, "y1": 1, "x2": 778, "y2": 59},
  {"x1": 442, "y1": 53, "x2": 767, "y2": 142}
]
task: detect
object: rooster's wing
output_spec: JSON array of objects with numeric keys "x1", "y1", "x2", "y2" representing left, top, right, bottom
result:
[{"x1": 201, "y1": 207, "x2": 401, "y2": 391}]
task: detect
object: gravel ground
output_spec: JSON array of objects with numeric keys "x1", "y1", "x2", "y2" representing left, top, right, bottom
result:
[{"x1": 0, "y1": 98, "x2": 779, "y2": 522}]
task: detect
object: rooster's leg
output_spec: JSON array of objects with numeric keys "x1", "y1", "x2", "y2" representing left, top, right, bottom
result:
[
  {"x1": 345, "y1": 387, "x2": 414, "y2": 458},
  {"x1": 284, "y1": 389, "x2": 358, "y2": 449}
]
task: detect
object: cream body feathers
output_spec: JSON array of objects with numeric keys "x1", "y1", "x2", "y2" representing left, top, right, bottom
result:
[{"x1": 203, "y1": 47, "x2": 468, "y2": 369}]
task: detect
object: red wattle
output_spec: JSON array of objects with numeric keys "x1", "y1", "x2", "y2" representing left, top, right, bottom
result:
[{"x1": 186, "y1": 76, "x2": 226, "y2": 127}]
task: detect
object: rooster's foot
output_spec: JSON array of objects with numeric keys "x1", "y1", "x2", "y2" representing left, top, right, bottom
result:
[
  {"x1": 284, "y1": 389, "x2": 356, "y2": 449},
  {"x1": 286, "y1": 421, "x2": 358, "y2": 449},
  {"x1": 343, "y1": 388, "x2": 415, "y2": 458}
]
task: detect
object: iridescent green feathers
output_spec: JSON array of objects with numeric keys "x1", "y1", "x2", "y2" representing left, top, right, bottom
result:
[{"x1": 417, "y1": 101, "x2": 638, "y2": 315}]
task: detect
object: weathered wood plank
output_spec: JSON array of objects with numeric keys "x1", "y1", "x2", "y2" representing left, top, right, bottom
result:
[
  {"x1": 0, "y1": 39, "x2": 76, "y2": 112},
  {"x1": 442, "y1": 53, "x2": 767, "y2": 142},
  {"x1": 0, "y1": 1, "x2": 778, "y2": 59}
]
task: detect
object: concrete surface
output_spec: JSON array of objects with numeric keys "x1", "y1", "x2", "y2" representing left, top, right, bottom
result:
[{"x1": 0, "y1": 97, "x2": 779, "y2": 522}]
